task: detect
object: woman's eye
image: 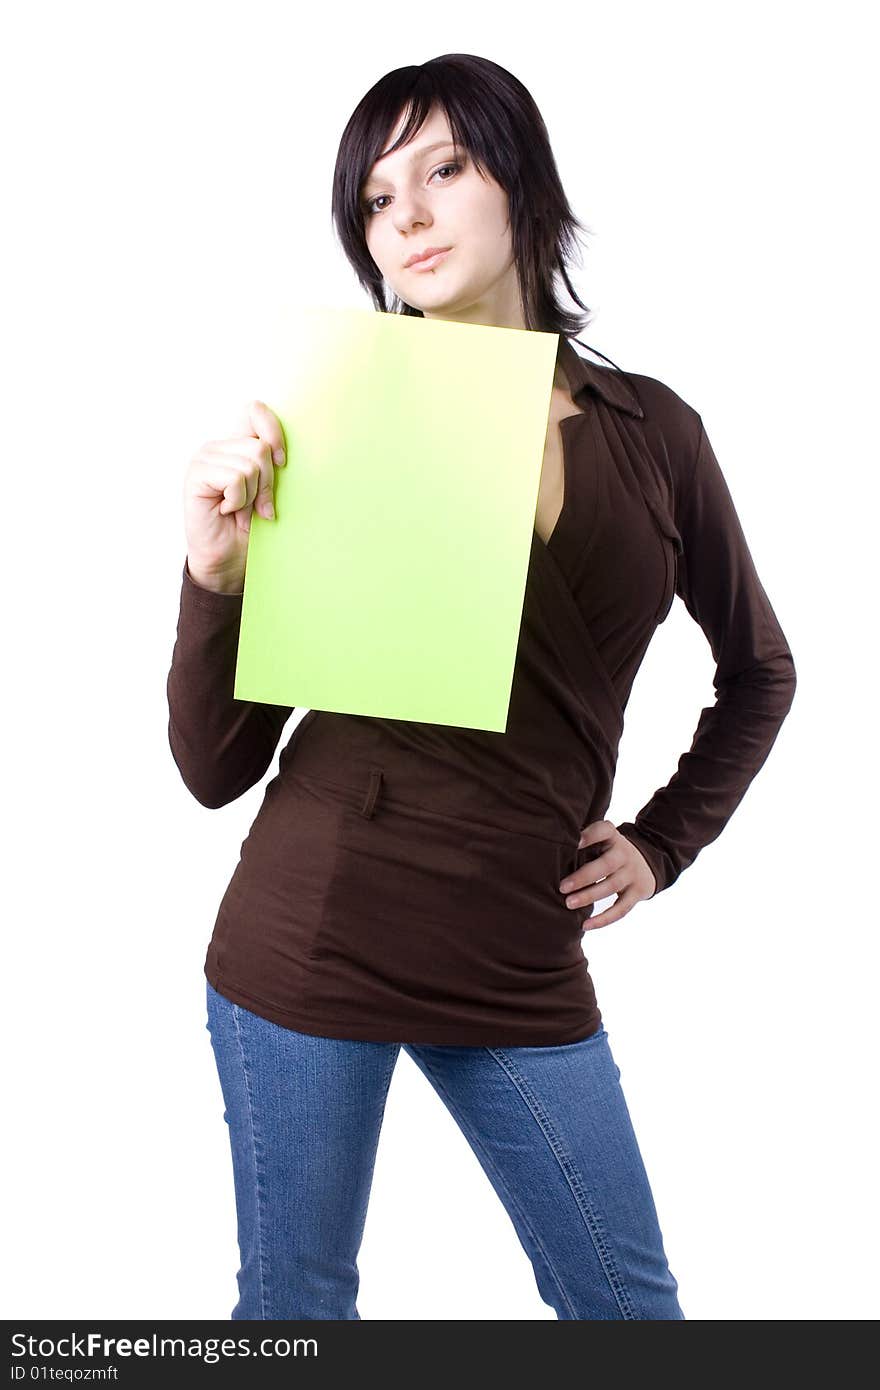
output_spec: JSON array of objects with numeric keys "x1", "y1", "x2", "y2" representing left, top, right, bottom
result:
[{"x1": 364, "y1": 161, "x2": 462, "y2": 216}]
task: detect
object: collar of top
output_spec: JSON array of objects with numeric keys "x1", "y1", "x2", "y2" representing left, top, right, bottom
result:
[{"x1": 557, "y1": 336, "x2": 645, "y2": 419}]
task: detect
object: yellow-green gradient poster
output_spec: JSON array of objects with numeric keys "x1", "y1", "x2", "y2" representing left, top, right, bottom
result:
[{"x1": 234, "y1": 305, "x2": 558, "y2": 731}]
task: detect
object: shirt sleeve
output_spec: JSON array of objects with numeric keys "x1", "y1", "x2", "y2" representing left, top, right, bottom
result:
[
  {"x1": 615, "y1": 416, "x2": 797, "y2": 895},
  {"x1": 166, "y1": 559, "x2": 294, "y2": 808}
]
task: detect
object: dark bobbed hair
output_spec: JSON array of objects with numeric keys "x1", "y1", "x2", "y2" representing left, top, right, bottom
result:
[{"x1": 331, "y1": 53, "x2": 595, "y2": 337}]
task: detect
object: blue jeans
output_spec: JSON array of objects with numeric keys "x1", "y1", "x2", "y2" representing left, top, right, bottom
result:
[{"x1": 205, "y1": 980, "x2": 685, "y2": 1320}]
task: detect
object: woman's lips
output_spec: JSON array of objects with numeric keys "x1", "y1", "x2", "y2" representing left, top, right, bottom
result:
[{"x1": 407, "y1": 248, "x2": 452, "y2": 272}]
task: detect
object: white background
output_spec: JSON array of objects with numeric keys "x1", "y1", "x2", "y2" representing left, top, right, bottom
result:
[{"x1": 4, "y1": 0, "x2": 877, "y2": 1322}]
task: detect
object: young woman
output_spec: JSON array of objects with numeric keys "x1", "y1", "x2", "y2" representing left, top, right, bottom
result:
[{"x1": 168, "y1": 54, "x2": 797, "y2": 1320}]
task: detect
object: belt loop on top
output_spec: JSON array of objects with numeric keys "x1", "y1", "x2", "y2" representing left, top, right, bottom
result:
[{"x1": 360, "y1": 768, "x2": 384, "y2": 819}]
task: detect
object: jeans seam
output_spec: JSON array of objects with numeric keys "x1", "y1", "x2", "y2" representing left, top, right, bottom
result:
[
  {"x1": 409, "y1": 1051, "x2": 578, "y2": 1319},
  {"x1": 231, "y1": 1002, "x2": 270, "y2": 1321},
  {"x1": 488, "y1": 1045, "x2": 638, "y2": 1320},
  {"x1": 380, "y1": 1046, "x2": 399, "y2": 1108}
]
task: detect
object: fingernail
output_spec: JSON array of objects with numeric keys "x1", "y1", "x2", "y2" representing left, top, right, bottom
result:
[
  {"x1": 273, "y1": 448, "x2": 285, "y2": 465},
  {"x1": 263, "y1": 500, "x2": 275, "y2": 518},
  {"x1": 559, "y1": 880, "x2": 572, "y2": 892}
]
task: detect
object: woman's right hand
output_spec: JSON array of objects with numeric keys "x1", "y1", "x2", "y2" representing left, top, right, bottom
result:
[{"x1": 183, "y1": 400, "x2": 287, "y2": 593}]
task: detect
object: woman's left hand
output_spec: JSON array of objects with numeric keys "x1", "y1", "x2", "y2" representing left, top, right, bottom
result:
[{"x1": 558, "y1": 820, "x2": 657, "y2": 931}]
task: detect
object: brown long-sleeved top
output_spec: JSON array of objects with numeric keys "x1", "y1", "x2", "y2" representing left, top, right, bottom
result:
[{"x1": 166, "y1": 335, "x2": 797, "y2": 1045}]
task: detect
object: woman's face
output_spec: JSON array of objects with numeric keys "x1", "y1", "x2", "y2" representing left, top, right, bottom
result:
[{"x1": 361, "y1": 104, "x2": 526, "y2": 329}]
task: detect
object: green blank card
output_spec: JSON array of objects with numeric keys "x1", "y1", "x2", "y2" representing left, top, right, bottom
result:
[{"x1": 234, "y1": 305, "x2": 558, "y2": 732}]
